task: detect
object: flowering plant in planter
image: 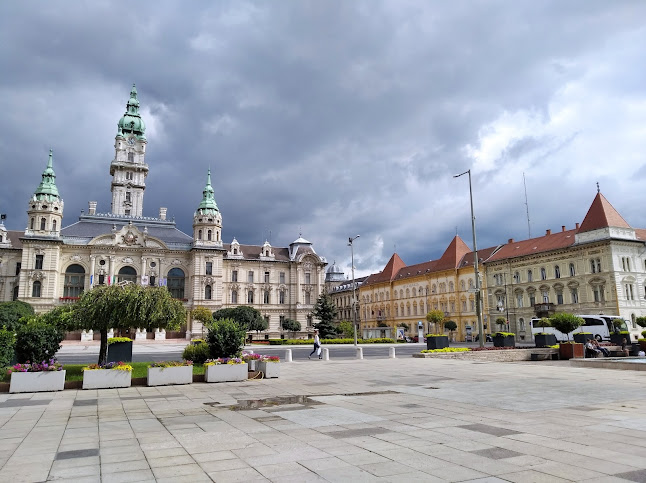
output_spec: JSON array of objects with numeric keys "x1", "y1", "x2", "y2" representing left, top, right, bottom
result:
[
  {"x1": 260, "y1": 355, "x2": 280, "y2": 362},
  {"x1": 241, "y1": 353, "x2": 261, "y2": 362},
  {"x1": 205, "y1": 357, "x2": 244, "y2": 366},
  {"x1": 8, "y1": 359, "x2": 63, "y2": 373},
  {"x1": 83, "y1": 361, "x2": 133, "y2": 372},
  {"x1": 421, "y1": 348, "x2": 469, "y2": 353},
  {"x1": 108, "y1": 337, "x2": 132, "y2": 344},
  {"x1": 149, "y1": 360, "x2": 193, "y2": 368}
]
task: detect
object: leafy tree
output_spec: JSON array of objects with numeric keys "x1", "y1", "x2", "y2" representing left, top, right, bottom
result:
[
  {"x1": 536, "y1": 317, "x2": 551, "y2": 331},
  {"x1": 37, "y1": 305, "x2": 76, "y2": 332},
  {"x1": 312, "y1": 293, "x2": 338, "y2": 339},
  {"x1": 0, "y1": 301, "x2": 34, "y2": 331},
  {"x1": 495, "y1": 316, "x2": 507, "y2": 332},
  {"x1": 337, "y1": 320, "x2": 353, "y2": 338},
  {"x1": 426, "y1": 309, "x2": 445, "y2": 334},
  {"x1": 191, "y1": 306, "x2": 212, "y2": 338},
  {"x1": 72, "y1": 284, "x2": 186, "y2": 364},
  {"x1": 398, "y1": 322, "x2": 410, "y2": 331},
  {"x1": 214, "y1": 306, "x2": 265, "y2": 332},
  {"x1": 0, "y1": 328, "x2": 15, "y2": 367},
  {"x1": 444, "y1": 320, "x2": 457, "y2": 336},
  {"x1": 15, "y1": 318, "x2": 65, "y2": 363},
  {"x1": 282, "y1": 318, "x2": 301, "y2": 334},
  {"x1": 549, "y1": 312, "x2": 584, "y2": 341},
  {"x1": 636, "y1": 316, "x2": 646, "y2": 329},
  {"x1": 206, "y1": 318, "x2": 247, "y2": 358}
]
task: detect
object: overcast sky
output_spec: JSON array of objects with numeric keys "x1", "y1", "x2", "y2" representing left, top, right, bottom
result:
[{"x1": 1, "y1": 1, "x2": 645, "y2": 278}]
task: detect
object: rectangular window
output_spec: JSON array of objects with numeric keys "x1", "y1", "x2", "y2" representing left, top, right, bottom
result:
[
  {"x1": 232, "y1": 290, "x2": 238, "y2": 304},
  {"x1": 527, "y1": 270, "x2": 533, "y2": 282},
  {"x1": 516, "y1": 294, "x2": 523, "y2": 308},
  {"x1": 529, "y1": 294, "x2": 536, "y2": 306},
  {"x1": 571, "y1": 288, "x2": 579, "y2": 303},
  {"x1": 279, "y1": 315, "x2": 285, "y2": 327},
  {"x1": 98, "y1": 274, "x2": 105, "y2": 285},
  {"x1": 556, "y1": 292, "x2": 563, "y2": 305},
  {"x1": 206, "y1": 262, "x2": 212, "y2": 275},
  {"x1": 542, "y1": 291, "x2": 549, "y2": 303},
  {"x1": 32, "y1": 282, "x2": 41, "y2": 298},
  {"x1": 231, "y1": 270, "x2": 238, "y2": 282},
  {"x1": 305, "y1": 272, "x2": 311, "y2": 284},
  {"x1": 470, "y1": 300, "x2": 475, "y2": 311},
  {"x1": 125, "y1": 209, "x2": 130, "y2": 216},
  {"x1": 15, "y1": 262, "x2": 21, "y2": 275},
  {"x1": 35, "y1": 255, "x2": 43, "y2": 270},
  {"x1": 248, "y1": 271, "x2": 254, "y2": 283},
  {"x1": 264, "y1": 271, "x2": 270, "y2": 283},
  {"x1": 279, "y1": 272, "x2": 285, "y2": 284},
  {"x1": 279, "y1": 291, "x2": 285, "y2": 304},
  {"x1": 264, "y1": 291, "x2": 270, "y2": 304},
  {"x1": 125, "y1": 192, "x2": 131, "y2": 202},
  {"x1": 593, "y1": 287, "x2": 602, "y2": 302},
  {"x1": 247, "y1": 290, "x2": 254, "y2": 304},
  {"x1": 305, "y1": 292, "x2": 311, "y2": 305}
]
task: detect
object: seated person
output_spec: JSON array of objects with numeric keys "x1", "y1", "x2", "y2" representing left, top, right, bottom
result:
[
  {"x1": 591, "y1": 338, "x2": 610, "y2": 357},
  {"x1": 621, "y1": 338, "x2": 630, "y2": 356},
  {"x1": 585, "y1": 339, "x2": 601, "y2": 358}
]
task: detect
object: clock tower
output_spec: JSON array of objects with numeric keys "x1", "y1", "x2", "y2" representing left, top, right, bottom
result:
[{"x1": 110, "y1": 84, "x2": 148, "y2": 217}]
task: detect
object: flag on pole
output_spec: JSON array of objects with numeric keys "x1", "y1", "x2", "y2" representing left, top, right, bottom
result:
[{"x1": 90, "y1": 275, "x2": 93, "y2": 286}]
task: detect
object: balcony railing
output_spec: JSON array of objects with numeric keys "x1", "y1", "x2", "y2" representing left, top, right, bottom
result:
[{"x1": 59, "y1": 297, "x2": 80, "y2": 303}]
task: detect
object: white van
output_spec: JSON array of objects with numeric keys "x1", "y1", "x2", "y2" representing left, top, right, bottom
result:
[{"x1": 530, "y1": 315, "x2": 633, "y2": 342}]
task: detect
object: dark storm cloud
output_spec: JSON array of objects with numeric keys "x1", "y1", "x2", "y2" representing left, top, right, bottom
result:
[{"x1": 1, "y1": 1, "x2": 645, "y2": 276}]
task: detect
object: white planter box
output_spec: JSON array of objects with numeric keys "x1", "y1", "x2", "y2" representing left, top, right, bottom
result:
[
  {"x1": 205, "y1": 363, "x2": 248, "y2": 383},
  {"x1": 82, "y1": 369, "x2": 131, "y2": 390},
  {"x1": 10, "y1": 371, "x2": 66, "y2": 393},
  {"x1": 258, "y1": 361, "x2": 280, "y2": 378},
  {"x1": 247, "y1": 360, "x2": 258, "y2": 371},
  {"x1": 147, "y1": 366, "x2": 193, "y2": 386}
]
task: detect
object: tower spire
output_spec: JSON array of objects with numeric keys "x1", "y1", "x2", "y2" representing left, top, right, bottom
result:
[
  {"x1": 34, "y1": 149, "x2": 60, "y2": 201},
  {"x1": 197, "y1": 168, "x2": 219, "y2": 212}
]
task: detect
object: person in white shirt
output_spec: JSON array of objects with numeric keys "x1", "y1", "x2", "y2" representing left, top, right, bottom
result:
[{"x1": 309, "y1": 331, "x2": 321, "y2": 359}]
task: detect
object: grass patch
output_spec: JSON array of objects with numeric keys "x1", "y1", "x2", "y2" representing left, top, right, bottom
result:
[{"x1": 3, "y1": 362, "x2": 206, "y2": 382}]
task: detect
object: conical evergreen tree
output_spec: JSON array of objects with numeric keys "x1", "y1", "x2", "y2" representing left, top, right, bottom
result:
[{"x1": 311, "y1": 293, "x2": 338, "y2": 339}]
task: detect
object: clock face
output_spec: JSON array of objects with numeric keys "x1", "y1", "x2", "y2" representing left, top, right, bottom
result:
[{"x1": 127, "y1": 136, "x2": 135, "y2": 146}]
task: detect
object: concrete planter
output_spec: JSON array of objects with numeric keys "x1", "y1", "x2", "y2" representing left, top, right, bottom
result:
[
  {"x1": 258, "y1": 361, "x2": 280, "y2": 378},
  {"x1": 573, "y1": 333, "x2": 593, "y2": 344},
  {"x1": 147, "y1": 366, "x2": 193, "y2": 386},
  {"x1": 493, "y1": 335, "x2": 515, "y2": 348},
  {"x1": 534, "y1": 333, "x2": 557, "y2": 348},
  {"x1": 559, "y1": 342, "x2": 584, "y2": 360},
  {"x1": 10, "y1": 371, "x2": 66, "y2": 393},
  {"x1": 426, "y1": 336, "x2": 449, "y2": 350},
  {"x1": 82, "y1": 369, "x2": 131, "y2": 390},
  {"x1": 205, "y1": 363, "x2": 248, "y2": 383},
  {"x1": 246, "y1": 360, "x2": 258, "y2": 371}
]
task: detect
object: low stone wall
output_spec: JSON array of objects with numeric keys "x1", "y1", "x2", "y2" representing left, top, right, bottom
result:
[{"x1": 412, "y1": 348, "x2": 555, "y2": 362}]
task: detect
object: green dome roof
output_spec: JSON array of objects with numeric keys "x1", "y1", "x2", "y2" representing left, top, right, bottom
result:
[
  {"x1": 33, "y1": 149, "x2": 60, "y2": 201},
  {"x1": 117, "y1": 84, "x2": 146, "y2": 139},
  {"x1": 196, "y1": 169, "x2": 219, "y2": 214}
]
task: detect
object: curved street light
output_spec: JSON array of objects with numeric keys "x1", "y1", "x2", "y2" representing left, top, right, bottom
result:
[{"x1": 348, "y1": 235, "x2": 360, "y2": 347}]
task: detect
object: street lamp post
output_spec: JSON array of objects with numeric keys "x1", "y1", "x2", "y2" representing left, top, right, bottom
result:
[
  {"x1": 348, "y1": 235, "x2": 360, "y2": 347},
  {"x1": 454, "y1": 169, "x2": 485, "y2": 348}
]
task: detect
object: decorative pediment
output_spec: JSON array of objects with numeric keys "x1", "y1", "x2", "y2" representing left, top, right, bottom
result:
[
  {"x1": 30, "y1": 270, "x2": 45, "y2": 281},
  {"x1": 89, "y1": 225, "x2": 168, "y2": 249}
]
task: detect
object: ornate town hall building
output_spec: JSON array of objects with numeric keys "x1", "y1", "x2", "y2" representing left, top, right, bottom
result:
[{"x1": 0, "y1": 86, "x2": 327, "y2": 338}]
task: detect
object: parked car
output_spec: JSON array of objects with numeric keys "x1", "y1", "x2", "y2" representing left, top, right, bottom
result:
[
  {"x1": 412, "y1": 336, "x2": 427, "y2": 343},
  {"x1": 474, "y1": 334, "x2": 493, "y2": 342}
]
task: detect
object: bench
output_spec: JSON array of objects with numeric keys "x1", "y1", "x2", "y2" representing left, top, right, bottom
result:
[
  {"x1": 605, "y1": 345, "x2": 629, "y2": 357},
  {"x1": 530, "y1": 348, "x2": 560, "y2": 361}
]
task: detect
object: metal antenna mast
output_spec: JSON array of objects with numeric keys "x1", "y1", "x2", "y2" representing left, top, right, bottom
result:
[{"x1": 523, "y1": 172, "x2": 531, "y2": 238}]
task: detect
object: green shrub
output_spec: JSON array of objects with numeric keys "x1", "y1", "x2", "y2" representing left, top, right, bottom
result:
[
  {"x1": 15, "y1": 319, "x2": 65, "y2": 363},
  {"x1": 549, "y1": 313, "x2": 583, "y2": 340},
  {"x1": 268, "y1": 339, "x2": 285, "y2": 345},
  {"x1": 108, "y1": 337, "x2": 132, "y2": 344},
  {"x1": 0, "y1": 328, "x2": 16, "y2": 367},
  {"x1": 283, "y1": 337, "x2": 395, "y2": 345},
  {"x1": 494, "y1": 332, "x2": 515, "y2": 337},
  {"x1": 182, "y1": 342, "x2": 210, "y2": 364},
  {"x1": 206, "y1": 318, "x2": 246, "y2": 358},
  {"x1": 0, "y1": 301, "x2": 34, "y2": 332}
]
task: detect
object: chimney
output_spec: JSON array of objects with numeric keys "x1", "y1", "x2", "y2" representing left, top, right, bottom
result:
[
  {"x1": 508, "y1": 238, "x2": 514, "y2": 243},
  {"x1": 88, "y1": 201, "x2": 97, "y2": 215},
  {"x1": 575, "y1": 222, "x2": 580, "y2": 230},
  {"x1": 562, "y1": 225, "x2": 566, "y2": 232},
  {"x1": 546, "y1": 229, "x2": 551, "y2": 235},
  {"x1": 159, "y1": 207, "x2": 167, "y2": 220}
]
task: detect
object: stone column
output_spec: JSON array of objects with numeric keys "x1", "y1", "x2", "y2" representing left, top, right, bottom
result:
[
  {"x1": 109, "y1": 256, "x2": 115, "y2": 285},
  {"x1": 89, "y1": 255, "x2": 96, "y2": 288}
]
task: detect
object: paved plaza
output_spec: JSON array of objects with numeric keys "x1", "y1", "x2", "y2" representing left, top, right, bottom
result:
[{"x1": 1, "y1": 356, "x2": 646, "y2": 482}]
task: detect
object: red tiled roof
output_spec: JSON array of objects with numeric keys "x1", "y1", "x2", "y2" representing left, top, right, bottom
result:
[
  {"x1": 636, "y1": 229, "x2": 646, "y2": 241},
  {"x1": 459, "y1": 245, "x2": 501, "y2": 268},
  {"x1": 486, "y1": 229, "x2": 577, "y2": 263},
  {"x1": 578, "y1": 192, "x2": 631, "y2": 233},
  {"x1": 364, "y1": 253, "x2": 406, "y2": 285},
  {"x1": 434, "y1": 236, "x2": 471, "y2": 271}
]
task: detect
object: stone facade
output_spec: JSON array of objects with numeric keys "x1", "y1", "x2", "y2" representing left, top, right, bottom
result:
[{"x1": 0, "y1": 86, "x2": 327, "y2": 339}]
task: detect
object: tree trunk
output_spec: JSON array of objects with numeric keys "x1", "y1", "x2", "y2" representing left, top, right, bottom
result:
[{"x1": 99, "y1": 329, "x2": 108, "y2": 365}]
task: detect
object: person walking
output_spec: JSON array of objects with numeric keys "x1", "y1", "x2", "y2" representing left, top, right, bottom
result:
[{"x1": 309, "y1": 330, "x2": 320, "y2": 359}]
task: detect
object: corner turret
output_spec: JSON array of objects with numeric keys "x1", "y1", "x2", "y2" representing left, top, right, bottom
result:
[
  {"x1": 193, "y1": 169, "x2": 222, "y2": 247},
  {"x1": 26, "y1": 149, "x2": 64, "y2": 238}
]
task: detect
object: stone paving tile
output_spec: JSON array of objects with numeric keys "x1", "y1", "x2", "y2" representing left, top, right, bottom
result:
[
  {"x1": 206, "y1": 466, "x2": 269, "y2": 482},
  {"x1": 101, "y1": 459, "x2": 151, "y2": 474},
  {"x1": 48, "y1": 463, "x2": 101, "y2": 479},
  {"x1": 316, "y1": 465, "x2": 381, "y2": 482},
  {"x1": 501, "y1": 469, "x2": 573, "y2": 482},
  {"x1": 100, "y1": 468, "x2": 156, "y2": 482},
  {"x1": 146, "y1": 454, "x2": 196, "y2": 468}
]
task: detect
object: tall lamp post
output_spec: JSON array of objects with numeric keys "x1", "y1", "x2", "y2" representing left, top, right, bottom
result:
[
  {"x1": 349, "y1": 235, "x2": 360, "y2": 347},
  {"x1": 453, "y1": 170, "x2": 485, "y2": 348}
]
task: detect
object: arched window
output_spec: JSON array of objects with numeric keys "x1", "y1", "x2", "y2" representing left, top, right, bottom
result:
[
  {"x1": 52, "y1": 220, "x2": 57, "y2": 231},
  {"x1": 540, "y1": 268, "x2": 547, "y2": 280},
  {"x1": 554, "y1": 266, "x2": 560, "y2": 279},
  {"x1": 32, "y1": 281, "x2": 41, "y2": 298},
  {"x1": 167, "y1": 268, "x2": 185, "y2": 299},
  {"x1": 30, "y1": 218, "x2": 34, "y2": 230},
  {"x1": 569, "y1": 263, "x2": 576, "y2": 277},
  {"x1": 40, "y1": 218, "x2": 46, "y2": 230},
  {"x1": 527, "y1": 269, "x2": 533, "y2": 282},
  {"x1": 449, "y1": 281, "x2": 454, "y2": 292},
  {"x1": 198, "y1": 229, "x2": 202, "y2": 240},
  {"x1": 205, "y1": 285, "x2": 212, "y2": 300},
  {"x1": 13, "y1": 286, "x2": 19, "y2": 301},
  {"x1": 207, "y1": 230, "x2": 212, "y2": 241},
  {"x1": 117, "y1": 266, "x2": 137, "y2": 284},
  {"x1": 64, "y1": 264, "x2": 85, "y2": 298}
]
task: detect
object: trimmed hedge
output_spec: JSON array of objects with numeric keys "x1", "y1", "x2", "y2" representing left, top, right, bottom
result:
[
  {"x1": 283, "y1": 337, "x2": 396, "y2": 345},
  {"x1": 0, "y1": 328, "x2": 15, "y2": 367}
]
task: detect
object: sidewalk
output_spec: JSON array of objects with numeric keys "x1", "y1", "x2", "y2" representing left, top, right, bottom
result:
[{"x1": 1, "y1": 357, "x2": 646, "y2": 482}]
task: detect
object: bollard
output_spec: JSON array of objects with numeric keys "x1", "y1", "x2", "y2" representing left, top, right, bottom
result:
[
  {"x1": 356, "y1": 347, "x2": 363, "y2": 359},
  {"x1": 389, "y1": 347, "x2": 396, "y2": 359},
  {"x1": 284, "y1": 348, "x2": 292, "y2": 362},
  {"x1": 323, "y1": 347, "x2": 330, "y2": 361}
]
